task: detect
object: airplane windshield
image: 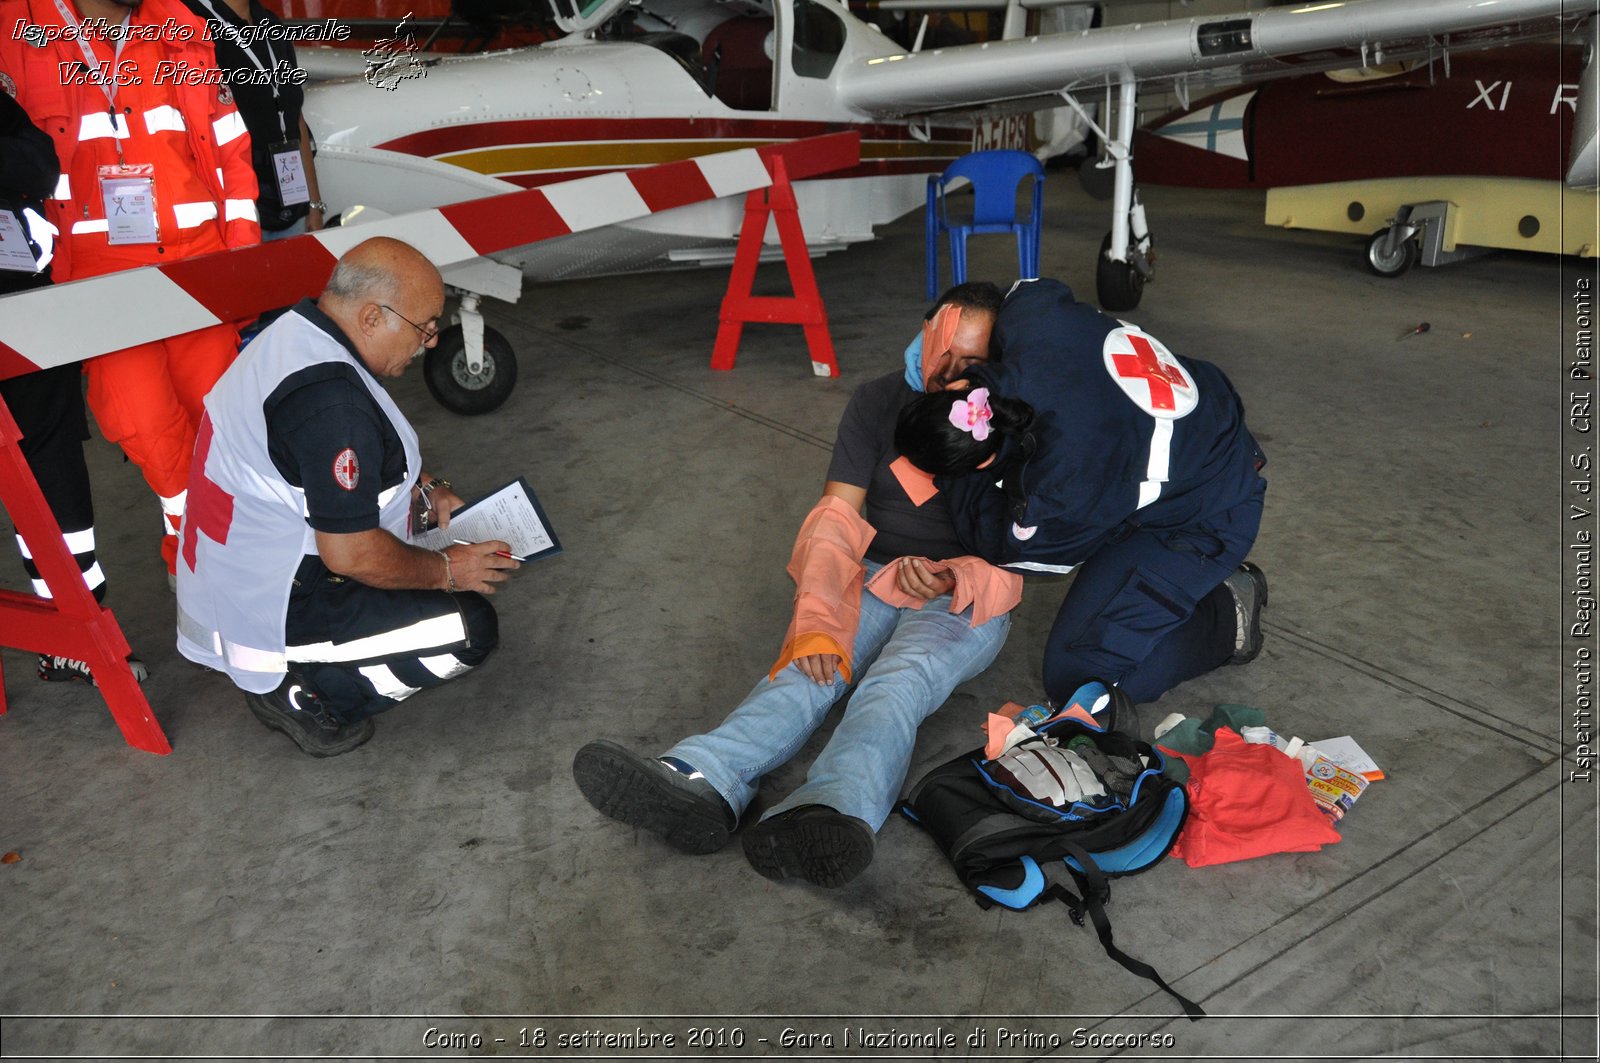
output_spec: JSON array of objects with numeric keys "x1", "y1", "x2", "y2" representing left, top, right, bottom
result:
[{"x1": 791, "y1": 0, "x2": 844, "y2": 79}]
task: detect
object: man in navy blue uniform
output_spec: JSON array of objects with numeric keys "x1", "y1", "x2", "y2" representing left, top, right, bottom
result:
[{"x1": 895, "y1": 278, "x2": 1268, "y2": 707}]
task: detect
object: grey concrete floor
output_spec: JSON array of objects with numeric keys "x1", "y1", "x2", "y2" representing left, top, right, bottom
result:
[{"x1": 0, "y1": 178, "x2": 1595, "y2": 1061}]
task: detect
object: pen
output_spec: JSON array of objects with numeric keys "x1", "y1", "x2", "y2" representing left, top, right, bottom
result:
[{"x1": 452, "y1": 538, "x2": 526, "y2": 562}]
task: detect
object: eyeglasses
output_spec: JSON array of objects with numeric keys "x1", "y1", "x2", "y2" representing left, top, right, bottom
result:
[{"x1": 381, "y1": 304, "x2": 439, "y2": 343}]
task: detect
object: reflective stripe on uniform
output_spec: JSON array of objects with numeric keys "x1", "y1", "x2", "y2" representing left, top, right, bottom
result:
[
  {"x1": 223, "y1": 198, "x2": 257, "y2": 223},
  {"x1": 287, "y1": 612, "x2": 467, "y2": 664},
  {"x1": 71, "y1": 219, "x2": 109, "y2": 234},
  {"x1": 212, "y1": 111, "x2": 247, "y2": 146},
  {"x1": 224, "y1": 639, "x2": 287, "y2": 673},
  {"x1": 173, "y1": 201, "x2": 219, "y2": 228},
  {"x1": 1005, "y1": 560, "x2": 1078, "y2": 574},
  {"x1": 27, "y1": 562, "x2": 106, "y2": 599},
  {"x1": 143, "y1": 105, "x2": 186, "y2": 135},
  {"x1": 358, "y1": 662, "x2": 422, "y2": 700},
  {"x1": 177, "y1": 606, "x2": 224, "y2": 656},
  {"x1": 78, "y1": 112, "x2": 129, "y2": 142},
  {"x1": 1136, "y1": 419, "x2": 1174, "y2": 510},
  {"x1": 52, "y1": 174, "x2": 71, "y2": 200},
  {"x1": 418, "y1": 652, "x2": 470, "y2": 680},
  {"x1": 15, "y1": 528, "x2": 96, "y2": 557},
  {"x1": 161, "y1": 490, "x2": 186, "y2": 534}
]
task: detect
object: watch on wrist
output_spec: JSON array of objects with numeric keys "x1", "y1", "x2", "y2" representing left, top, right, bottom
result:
[{"x1": 307, "y1": 200, "x2": 327, "y2": 212}]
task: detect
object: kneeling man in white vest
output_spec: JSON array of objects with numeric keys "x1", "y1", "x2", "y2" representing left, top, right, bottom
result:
[{"x1": 175, "y1": 237, "x2": 520, "y2": 756}]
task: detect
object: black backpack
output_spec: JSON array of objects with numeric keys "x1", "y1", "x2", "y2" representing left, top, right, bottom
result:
[{"x1": 899, "y1": 680, "x2": 1204, "y2": 1019}]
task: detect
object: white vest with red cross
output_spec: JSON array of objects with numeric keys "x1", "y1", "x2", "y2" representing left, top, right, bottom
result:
[{"x1": 175, "y1": 309, "x2": 421, "y2": 693}]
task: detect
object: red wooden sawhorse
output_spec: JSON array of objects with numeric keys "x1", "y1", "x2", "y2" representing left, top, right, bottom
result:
[
  {"x1": 0, "y1": 396, "x2": 168, "y2": 754},
  {"x1": 712, "y1": 141, "x2": 856, "y2": 378}
]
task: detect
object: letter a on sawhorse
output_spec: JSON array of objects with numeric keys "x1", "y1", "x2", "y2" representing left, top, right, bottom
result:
[
  {"x1": 711, "y1": 154, "x2": 840, "y2": 377},
  {"x1": 0, "y1": 396, "x2": 169, "y2": 754}
]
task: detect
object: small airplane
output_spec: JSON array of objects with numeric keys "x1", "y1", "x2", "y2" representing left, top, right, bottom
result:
[
  {"x1": 1133, "y1": 37, "x2": 1597, "y2": 277},
  {"x1": 298, "y1": 0, "x2": 1596, "y2": 410}
]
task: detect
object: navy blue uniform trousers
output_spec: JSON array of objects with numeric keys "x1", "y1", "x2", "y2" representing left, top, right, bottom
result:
[
  {"x1": 1042, "y1": 479, "x2": 1266, "y2": 705},
  {"x1": 285, "y1": 570, "x2": 499, "y2": 723}
]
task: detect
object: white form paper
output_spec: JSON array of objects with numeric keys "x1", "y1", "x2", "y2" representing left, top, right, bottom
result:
[{"x1": 413, "y1": 478, "x2": 561, "y2": 561}]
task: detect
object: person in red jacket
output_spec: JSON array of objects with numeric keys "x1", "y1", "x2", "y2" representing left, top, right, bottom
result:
[{"x1": 0, "y1": 0, "x2": 261, "y2": 579}]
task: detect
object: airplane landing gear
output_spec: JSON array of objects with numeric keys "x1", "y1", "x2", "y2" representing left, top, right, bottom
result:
[
  {"x1": 424, "y1": 325, "x2": 518, "y2": 415},
  {"x1": 1067, "y1": 75, "x2": 1153, "y2": 312},
  {"x1": 424, "y1": 290, "x2": 518, "y2": 415},
  {"x1": 1365, "y1": 226, "x2": 1418, "y2": 278},
  {"x1": 1097, "y1": 231, "x2": 1146, "y2": 312}
]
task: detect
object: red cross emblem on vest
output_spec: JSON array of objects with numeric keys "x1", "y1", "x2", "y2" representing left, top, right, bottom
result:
[
  {"x1": 1104, "y1": 330, "x2": 1196, "y2": 417},
  {"x1": 182, "y1": 415, "x2": 236, "y2": 572}
]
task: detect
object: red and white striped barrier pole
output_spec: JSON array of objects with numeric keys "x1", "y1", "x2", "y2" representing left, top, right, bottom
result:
[
  {"x1": 0, "y1": 131, "x2": 862, "y2": 378},
  {"x1": 0, "y1": 131, "x2": 860, "y2": 755}
]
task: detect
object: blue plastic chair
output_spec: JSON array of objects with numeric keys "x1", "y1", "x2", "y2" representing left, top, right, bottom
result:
[{"x1": 925, "y1": 149, "x2": 1046, "y2": 299}]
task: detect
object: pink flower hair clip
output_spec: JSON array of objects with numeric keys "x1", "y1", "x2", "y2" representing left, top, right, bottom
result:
[{"x1": 949, "y1": 387, "x2": 993, "y2": 441}]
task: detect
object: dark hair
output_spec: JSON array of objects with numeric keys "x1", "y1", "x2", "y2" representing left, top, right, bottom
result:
[
  {"x1": 925, "y1": 281, "x2": 1004, "y2": 322},
  {"x1": 895, "y1": 388, "x2": 1035, "y2": 476}
]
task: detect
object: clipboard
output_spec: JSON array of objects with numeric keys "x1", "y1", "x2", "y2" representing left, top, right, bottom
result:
[{"x1": 413, "y1": 477, "x2": 562, "y2": 562}]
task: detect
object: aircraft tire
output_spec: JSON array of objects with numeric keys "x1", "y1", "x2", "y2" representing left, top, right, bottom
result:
[
  {"x1": 1096, "y1": 231, "x2": 1145, "y2": 312},
  {"x1": 1365, "y1": 228, "x2": 1417, "y2": 278},
  {"x1": 423, "y1": 324, "x2": 518, "y2": 416}
]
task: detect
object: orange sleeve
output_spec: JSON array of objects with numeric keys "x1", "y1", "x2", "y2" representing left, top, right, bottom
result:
[
  {"x1": 767, "y1": 495, "x2": 875, "y2": 684},
  {"x1": 864, "y1": 555, "x2": 1021, "y2": 627}
]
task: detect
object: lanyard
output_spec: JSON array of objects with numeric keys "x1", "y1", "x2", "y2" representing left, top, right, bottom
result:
[
  {"x1": 52, "y1": 0, "x2": 130, "y2": 160},
  {"x1": 193, "y1": 0, "x2": 287, "y2": 138}
]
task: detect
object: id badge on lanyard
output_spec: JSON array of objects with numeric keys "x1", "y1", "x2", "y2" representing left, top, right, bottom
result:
[
  {"x1": 269, "y1": 141, "x2": 310, "y2": 205},
  {"x1": 0, "y1": 209, "x2": 41, "y2": 272},
  {"x1": 98, "y1": 163, "x2": 159, "y2": 245}
]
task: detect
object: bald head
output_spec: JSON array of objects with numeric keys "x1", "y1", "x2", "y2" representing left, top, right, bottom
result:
[{"x1": 319, "y1": 238, "x2": 445, "y2": 378}]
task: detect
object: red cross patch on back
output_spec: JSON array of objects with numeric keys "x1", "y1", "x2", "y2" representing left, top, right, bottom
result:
[{"x1": 1102, "y1": 326, "x2": 1199, "y2": 419}]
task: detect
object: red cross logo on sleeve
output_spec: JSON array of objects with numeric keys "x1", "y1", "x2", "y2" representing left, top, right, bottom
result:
[
  {"x1": 182, "y1": 415, "x2": 236, "y2": 573},
  {"x1": 1111, "y1": 334, "x2": 1191, "y2": 412}
]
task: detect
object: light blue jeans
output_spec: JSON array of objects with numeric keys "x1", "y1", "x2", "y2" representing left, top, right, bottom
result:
[{"x1": 667, "y1": 560, "x2": 1012, "y2": 831}]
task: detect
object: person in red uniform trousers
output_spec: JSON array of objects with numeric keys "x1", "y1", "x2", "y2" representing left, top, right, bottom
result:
[{"x1": 0, "y1": 0, "x2": 261, "y2": 580}]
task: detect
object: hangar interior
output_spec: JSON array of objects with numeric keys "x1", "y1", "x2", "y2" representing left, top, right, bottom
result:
[{"x1": 0, "y1": 174, "x2": 1594, "y2": 1059}]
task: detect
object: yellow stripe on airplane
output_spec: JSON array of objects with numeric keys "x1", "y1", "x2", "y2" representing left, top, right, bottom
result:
[{"x1": 436, "y1": 137, "x2": 962, "y2": 176}]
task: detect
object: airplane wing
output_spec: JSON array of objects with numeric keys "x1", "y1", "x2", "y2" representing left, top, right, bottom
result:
[{"x1": 835, "y1": 0, "x2": 1593, "y2": 116}]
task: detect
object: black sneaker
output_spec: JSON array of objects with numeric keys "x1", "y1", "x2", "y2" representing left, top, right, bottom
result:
[
  {"x1": 741, "y1": 804, "x2": 875, "y2": 888},
  {"x1": 1224, "y1": 561, "x2": 1269, "y2": 665},
  {"x1": 571, "y1": 740, "x2": 735, "y2": 855},
  {"x1": 245, "y1": 682, "x2": 374, "y2": 758},
  {"x1": 38, "y1": 653, "x2": 149, "y2": 686}
]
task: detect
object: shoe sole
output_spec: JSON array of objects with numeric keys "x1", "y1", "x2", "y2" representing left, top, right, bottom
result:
[
  {"x1": 742, "y1": 815, "x2": 874, "y2": 888},
  {"x1": 571, "y1": 740, "x2": 730, "y2": 855},
  {"x1": 245, "y1": 693, "x2": 375, "y2": 757},
  {"x1": 37, "y1": 657, "x2": 150, "y2": 687},
  {"x1": 37, "y1": 665, "x2": 95, "y2": 685},
  {"x1": 1231, "y1": 561, "x2": 1269, "y2": 665}
]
